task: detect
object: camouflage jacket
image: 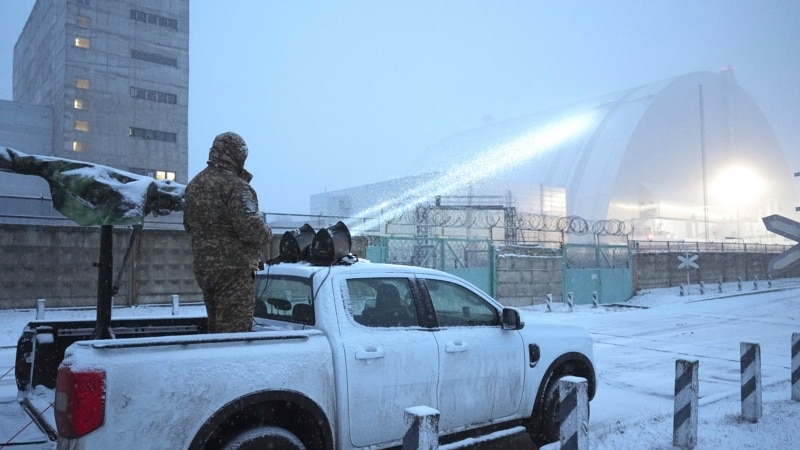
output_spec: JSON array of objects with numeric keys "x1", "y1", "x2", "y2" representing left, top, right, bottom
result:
[{"x1": 184, "y1": 158, "x2": 270, "y2": 272}]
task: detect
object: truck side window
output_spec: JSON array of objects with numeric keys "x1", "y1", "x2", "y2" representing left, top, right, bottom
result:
[
  {"x1": 255, "y1": 275, "x2": 314, "y2": 325},
  {"x1": 424, "y1": 278, "x2": 500, "y2": 327},
  {"x1": 347, "y1": 278, "x2": 419, "y2": 328}
]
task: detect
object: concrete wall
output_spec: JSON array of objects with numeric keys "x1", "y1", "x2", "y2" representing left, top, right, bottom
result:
[{"x1": 1, "y1": 224, "x2": 797, "y2": 310}]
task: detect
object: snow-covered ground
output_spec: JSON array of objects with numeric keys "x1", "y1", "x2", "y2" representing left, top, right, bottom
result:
[{"x1": 1, "y1": 279, "x2": 799, "y2": 449}]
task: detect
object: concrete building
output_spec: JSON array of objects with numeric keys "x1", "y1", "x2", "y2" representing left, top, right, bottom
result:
[
  {"x1": 2, "y1": 0, "x2": 189, "y2": 226},
  {"x1": 312, "y1": 70, "x2": 799, "y2": 243}
]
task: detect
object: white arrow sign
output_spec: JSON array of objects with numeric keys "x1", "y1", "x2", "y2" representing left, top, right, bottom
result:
[
  {"x1": 677, "y1": 254, "x2": 699, "y2": 269},
  {"x1": 762, "y1": 214, "x2": 800, "y2": 272}
]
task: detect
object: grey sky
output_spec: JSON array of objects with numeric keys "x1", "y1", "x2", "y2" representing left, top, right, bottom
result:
[{"x1": 1, "y1": 0, "x2": 798, "y2": 215}]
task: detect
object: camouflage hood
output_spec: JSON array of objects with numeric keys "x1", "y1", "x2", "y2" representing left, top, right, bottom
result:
[{"x1": 208, "y1": 132, "x2": 248, "y2": 174}]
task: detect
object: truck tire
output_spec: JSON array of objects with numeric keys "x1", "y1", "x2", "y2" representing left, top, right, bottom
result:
[{"x1": 221, "y1": 425, "x2": 306, "y2": 450}]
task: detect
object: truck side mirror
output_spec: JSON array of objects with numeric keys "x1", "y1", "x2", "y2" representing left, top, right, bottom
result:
[{"x1": 501, "y1": 308, "x2": 524, "y2": 330}]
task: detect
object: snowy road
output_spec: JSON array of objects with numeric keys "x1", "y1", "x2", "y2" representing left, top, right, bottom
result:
[{"x1": 1, "y1": 280, "x2": 799, "y2": 449}]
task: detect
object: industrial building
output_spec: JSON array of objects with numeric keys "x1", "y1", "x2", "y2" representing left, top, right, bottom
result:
[
  {"x1": 1, "y1": 0, "x2": 189, "y2": 226},
  {"x1": 311, "y1": 70, "x2": 798, "y2": 243}
]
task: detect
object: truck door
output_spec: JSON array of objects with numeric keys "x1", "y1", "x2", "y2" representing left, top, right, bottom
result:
[
  {"x1": 421, "y1": 276, "x2": 525, "y2": 431},
  {"x1": 340, "y1": 276, "x2": 439, "y2": 448}
]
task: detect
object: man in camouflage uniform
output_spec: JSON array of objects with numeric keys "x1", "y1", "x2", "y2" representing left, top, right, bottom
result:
[{"x1": 184, "y1": 132, "x2": 271, "y2": 333}]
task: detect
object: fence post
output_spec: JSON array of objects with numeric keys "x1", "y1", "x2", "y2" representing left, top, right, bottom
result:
[
  {"x1": 559, "y1": 376, "x2": 588, "y2": 450},
  {"x1": 740, "y1": 342, "x2": 762, "y2": 423},
  {"x1": 546, "y1": 293, "x2": 553, "y2": 312},
  {"x1": 673, "y1": 359, "x2": 698, "y2": 449},
  {"x1": 36, "y1": 298, "x2": 46, "y2": 320},
  {"x1": 591, "y1": 291, "x2": 598, "y2": 308},
  {"x1": 791, "y1": 333, "x2": 799, "y2": 402},
  {"x1": 567, "y1": 292, "x2": 574, "y2": 312},
  {"x1": 171, "y1": 294, "x2": 180, "y2": 316},
  {"x1": 403, "y1": 406, "x2": 439, "y2": 450}
]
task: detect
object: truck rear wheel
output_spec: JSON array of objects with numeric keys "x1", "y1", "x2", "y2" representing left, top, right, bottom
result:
[{"x1": 221, "y1": 425, "x2": 306, "y2": 450}]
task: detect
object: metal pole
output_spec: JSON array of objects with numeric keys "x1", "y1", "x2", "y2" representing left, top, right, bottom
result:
[
  {"x1": 93, "y1": 224, "x2": 114, "y2": 339},
  {"x1": 699, "y1": 84, "x2": 709, "y2": 242}
]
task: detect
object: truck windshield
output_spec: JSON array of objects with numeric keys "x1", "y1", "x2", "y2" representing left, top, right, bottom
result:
[{"x1": 255, "y1": 275, "x2": 314, "y2": 325}]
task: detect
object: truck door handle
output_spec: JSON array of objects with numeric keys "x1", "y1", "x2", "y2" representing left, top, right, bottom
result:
[
  {"x1": 355, "y1": 346, "x2": 385, "y2": 360},
  {"x1": 445, "y1": 341, "x2": 469, "y2": 353}
]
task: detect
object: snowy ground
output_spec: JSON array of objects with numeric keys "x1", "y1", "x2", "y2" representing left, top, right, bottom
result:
[{"x1": 1, "y1": 279, "x2": 799, "y2": 449}]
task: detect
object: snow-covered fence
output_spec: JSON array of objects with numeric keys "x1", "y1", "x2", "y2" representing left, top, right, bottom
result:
[
  {"x1": 740, "y1": 342, "x2": 762, "y2": 422},
  {"x1": 792, "y1": 333, "x2": 799, "y2": 402},
  {"x1": 673, "y1": 359, "x2": 698, "y2": 449},
  {"x1": 559, "y1": 376, "x2": 589, "y2": 450},
  {"x1": 403, "y1": 406, "x2": 439, "y2": 450}
]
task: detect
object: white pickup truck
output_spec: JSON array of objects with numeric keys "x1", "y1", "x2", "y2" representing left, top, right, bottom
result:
[{"x1": 17, "y1": 260, "x2": 595, "y2": 449}]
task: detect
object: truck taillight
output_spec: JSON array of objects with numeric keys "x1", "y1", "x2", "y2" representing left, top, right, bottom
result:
[{"x1": 55, "y1": 366, "x2": 105, "y2": 438}]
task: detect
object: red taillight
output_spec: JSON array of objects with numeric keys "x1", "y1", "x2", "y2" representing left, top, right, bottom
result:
[{"x1": 55, "y1": 366, "x2": 105, "y2": 438}]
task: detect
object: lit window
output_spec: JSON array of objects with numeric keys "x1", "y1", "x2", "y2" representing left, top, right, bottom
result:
[
  {"x1": 73, "y1": 98, "x2": 89, "y2": 110},
  {"x1": 72, "y1": 141, "x2": 89, "y2": 152},
  {"x1": 76, "y1": 78, "x2": 90, "y2": 89},
  {"x1": 156, "y1": 170, "x2": 176, "y2": 181},
  {"x1": 74, "y1": 120, "x2": 89, "y2": 132},
  {"x1": 76, "y1": 16, "x2": 91, "y2": 28},
  {"x1": 74, "y1": 37, "x2": 91, "y2": 49}
]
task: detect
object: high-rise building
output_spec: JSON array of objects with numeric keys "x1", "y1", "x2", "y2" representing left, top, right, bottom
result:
[{"x1": 12, "y1": 0, "x2": 189, "y2": 183}]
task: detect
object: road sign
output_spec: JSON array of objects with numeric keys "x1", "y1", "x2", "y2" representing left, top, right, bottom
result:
[
  {"x1": 762, "y1": 214, "x2": 800, "y2": 272},
  {"x1": 677, "y1": 254, "x2": 699, "y2": 269}
]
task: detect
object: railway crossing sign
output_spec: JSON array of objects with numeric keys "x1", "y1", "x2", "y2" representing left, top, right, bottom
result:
[
  {"x1": 762, "y1": 214, "x2": 800, "y2": 272},
  {"x1": 677, "y1": 254, "x2": 699, "y2": 270}
]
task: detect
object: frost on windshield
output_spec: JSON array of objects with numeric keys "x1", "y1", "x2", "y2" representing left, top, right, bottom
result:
[{"x1": 0, "y1": 147, "x2": 185, "y2": 226}]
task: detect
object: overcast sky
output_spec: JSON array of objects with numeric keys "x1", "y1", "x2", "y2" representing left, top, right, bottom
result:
[{"x1": 1, "y1": 0, "x2": 799, "y2": 215}]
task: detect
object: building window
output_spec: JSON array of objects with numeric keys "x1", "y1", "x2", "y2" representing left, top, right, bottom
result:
[
  {"x1": 131, "y1": 49, "x2": 177, "y2": 67},
  {"x1": 130, "y1": 86, "x2": 177, "y2": 104},
  {"x1": 74, "y1": 37, "x2": 91, "y2": 49},
  {"x1": 156, "y1": 170, "x2": 176, "y2": 181},
  {"x1": 130, "y1": 9, "x2": 178, "y2": 30},
  {"x1": 73, "y1": 98, "x2": 89, "y2": 110},
  {"x1": 129, "y1": 126, "x2": 177, "y2": 143},
  {"x1": 75, "y1": 78, "x2": 90, "y2": 89},
  {"x1": 74, "y1": 120, "x2": 89, "y2": 132},
  {"x1": 72, "y1": 141, "x2": 89, "y2": 152},
  {"x1": 76, "y1": 16, "x2": 91, "y2": 28}
]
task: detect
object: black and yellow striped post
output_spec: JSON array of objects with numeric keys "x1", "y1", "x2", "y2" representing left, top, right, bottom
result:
[
  {"x1": 673, "y1": 359, "x2": 698, "y2": 449},
  {"x1": 740, "y1": 342, "x2": 762, "y2": 422}
]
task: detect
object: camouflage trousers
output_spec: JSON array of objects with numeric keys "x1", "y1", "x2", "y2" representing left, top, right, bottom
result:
[{"x1": 194, "y1": 268, "x2": 255, "y2": 333}]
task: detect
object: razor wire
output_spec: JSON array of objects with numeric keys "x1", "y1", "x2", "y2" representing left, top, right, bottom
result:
[{"x1": 390, "y1": 208, "x2": 631, "y2": 236}]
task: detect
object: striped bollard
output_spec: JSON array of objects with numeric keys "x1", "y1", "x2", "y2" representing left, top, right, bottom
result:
[
  {"x1": 679, "y1": 284, "x2": 685, "y2": 297},
  {"x1": 767, "y1": 274, "x2": 772, "y2": 289},
  {"x1": 591, "y1": 291, "x2": 598, "y2": 308},
  {"x1": 36, "y1": 298, "x2": 46, "y2": 320},
  {"x1": 673, "y1": 359, "x2": 698, "y2": 449},
  {"x1": 567, "y1": 292, "x2": 574, "y2": 312},
  {"x1": 171, "y1": 294, "x2": 180, "y2": 316},
  {"x1": 753, "y1": 276, "x2": 759, "y2": 290},
  {"x1": 403, "y1": 405, "x2": 439, "y2": 450},
  {"x1": 699, "y1": 281, "x2": 704, "y2": 295},
  {"x1": 740, "y1": 342, "x2": 762, "y2": 422},
  {"x1": 737, "y1": 277, "x2": 742, "y2": 291},
  {"x1": 717, "y1": 279, "x2": 722, "y2": 293},
  {"x1": 546, "y1": 293, "x2": 553, "y2": 312},
  {"x1": 558, "y1": 376, "x2": 588, "y2": 450},
  {"x1": 792, "y1": 333, "x2": 799, "y2": 402}
]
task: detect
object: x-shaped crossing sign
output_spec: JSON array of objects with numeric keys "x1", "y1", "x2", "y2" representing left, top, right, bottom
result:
[{"x1": 762, "y1": 214, "x2": 800, "y2": 272}]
